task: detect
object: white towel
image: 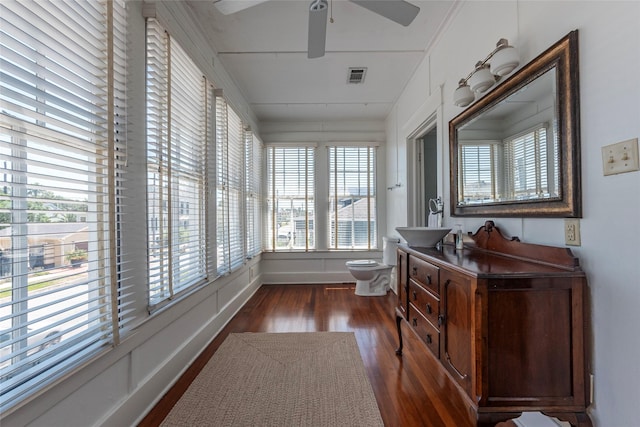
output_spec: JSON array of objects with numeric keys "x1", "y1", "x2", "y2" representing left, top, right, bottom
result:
[{"x1": 428, "y1": 212, "x2": 440, "y2": 228}]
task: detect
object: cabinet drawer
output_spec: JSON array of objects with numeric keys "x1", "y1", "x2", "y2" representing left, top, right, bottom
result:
[
  {"x1": 409, "y1": 308, "x2": 440, "y2": 359},
  {"x1": 408, "y1": 278, "x2": 440, "y2": 327},
  {"x1": 409, "y1": 256, "x2": 440, "y2": 294}
]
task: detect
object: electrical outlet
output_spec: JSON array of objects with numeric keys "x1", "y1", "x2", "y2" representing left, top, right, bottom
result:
[
  {"x1": 602, "y1": 138, "x2": 639, "y2": 176},
  {"x1": 565, "y1": 219, "x2": 581, "y2": 246}
]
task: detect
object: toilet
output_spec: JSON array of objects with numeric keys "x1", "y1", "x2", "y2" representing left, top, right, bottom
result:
[{"x1": 346, "y1": 237, "x2": 400, "y2": 296}]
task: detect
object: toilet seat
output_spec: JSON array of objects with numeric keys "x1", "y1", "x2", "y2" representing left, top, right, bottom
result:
[
  {"x1": 346, "y1": 259, "x2": 380, "y2": 267},
  {"x1": 346, "y1": 260, "x2": 391, "y2": 271}
]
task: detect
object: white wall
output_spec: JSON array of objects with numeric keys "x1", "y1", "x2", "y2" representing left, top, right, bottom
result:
[
  {"x1": 1, "y1": 2, "x2": 263, "y2": 426},
  {"x1": 386, "y1": 2, "x2": 640, "y2": 426}
]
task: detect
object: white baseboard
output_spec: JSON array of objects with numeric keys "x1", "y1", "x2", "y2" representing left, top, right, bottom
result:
[{"x1": 262, "y1": 271, "x2": 354, "y2": 284}]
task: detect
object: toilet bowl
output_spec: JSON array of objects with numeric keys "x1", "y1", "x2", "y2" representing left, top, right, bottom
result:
[
  {"x1": 346, "y1": 237, "x2": 400, "y2": 296},
  {"x1": 346, "y1": 260, "x2": 394, "y2": 296}
]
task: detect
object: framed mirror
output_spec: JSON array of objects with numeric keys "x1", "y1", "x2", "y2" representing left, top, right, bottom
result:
[{"x1": 450, "y1": 30, "x2": 581, "y2": 217}]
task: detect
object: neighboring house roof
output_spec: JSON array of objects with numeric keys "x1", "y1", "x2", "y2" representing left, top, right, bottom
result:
[
  {"x1": 288, "y1": 198, "x2": 376, "y2": 224},
  {"x1": 335, "y1": 197, "x2": 375, "y2": 221}
]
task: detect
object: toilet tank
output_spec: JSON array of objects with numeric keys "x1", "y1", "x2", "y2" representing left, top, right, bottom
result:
[{"x1": 382, "y1": 236, "x2": 400, "y2": 266}]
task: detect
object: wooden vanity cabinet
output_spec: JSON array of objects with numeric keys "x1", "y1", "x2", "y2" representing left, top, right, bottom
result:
[
  {"x1": 394, "y1": 221, "x2": 592, "y2": 427},
  {"x1": 394, "y1": 248, "x2": 409, "y2": 355},
  {"x1": 407, "y1": 256, "x2": 441, "y2": 359},
  {"x1": 441, "y1": 268, "x2": 473, "y2": 397},
  {"x1": 396, "y1": 249, "x2": 408, "y2": 320}
]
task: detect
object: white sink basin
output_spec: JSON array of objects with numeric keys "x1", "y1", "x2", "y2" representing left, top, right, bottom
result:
[{"x1": 395, "y1": 227, "x2": 452, "y2": 247}]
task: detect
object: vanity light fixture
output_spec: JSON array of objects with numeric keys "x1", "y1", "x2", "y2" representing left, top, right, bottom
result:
[
  {"x1": 468, "y1": 62, "x2": 494, "y2": 93},
  {"x1": 453, "y1": 38, "x2": 520, "y2": 107}
]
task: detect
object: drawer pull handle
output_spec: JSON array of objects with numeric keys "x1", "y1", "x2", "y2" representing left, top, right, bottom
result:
[
  {"x1": 426, "y1": 334, "x2": 432, "y2": 344},
  {"x1": 412, "y1": 318, "x2": 417, "y2": 327},
  {"x1": 426, "y1": 303, "x2": 432, "y2": 314},
  {"x1": 412, "y1": 291, "x2": 417, "y2": 300},
  {"x1": 426, "y1": 274, "x2": 432, "y2": 284},
  {"x1": 438, "y1": 314, "x2": 445, "y2": 326},
  {"x1": 412, "y1": 267, "x2": 417, "y2": 276}
]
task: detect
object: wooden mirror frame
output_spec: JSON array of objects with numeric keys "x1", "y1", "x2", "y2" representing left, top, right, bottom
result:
[{"x1": 449, "y1": 30, "x2": 581, "y2": 217}]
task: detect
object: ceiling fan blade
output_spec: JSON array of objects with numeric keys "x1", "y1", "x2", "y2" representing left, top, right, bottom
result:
[
  {"x1": 213, "y1": 0, "x2": 270, "y2": 15},
  {"x1": 308, "y1": 0, "x2": 328, "y2": 59},
  {"x1": 350, "y1": 0, "x2": 419, "y2": 26}
]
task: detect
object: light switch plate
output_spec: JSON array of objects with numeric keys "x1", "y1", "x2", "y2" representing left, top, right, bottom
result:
[{"x1": 602, "y1": 138, "x2": 639, "y2": 176}]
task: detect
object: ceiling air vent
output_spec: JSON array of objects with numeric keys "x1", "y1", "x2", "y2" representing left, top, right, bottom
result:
[{"x1": 347, "y1": 67, "x2": 367, "y2": 84}]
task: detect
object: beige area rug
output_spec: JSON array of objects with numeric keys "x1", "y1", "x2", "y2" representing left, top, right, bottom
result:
[{"x1": 160, "y1": 332, "x2": 384, "y2": 427}]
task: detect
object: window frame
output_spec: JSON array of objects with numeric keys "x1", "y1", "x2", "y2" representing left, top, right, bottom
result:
[
  {"x1": 215, "y1": 91, "x2": 247, "y2": 274},
  {"x1": 245, "y1": 130, "x2": 263, "y2": 258},
  {"x1": 0, "y1": 0, "x2": 128, "y2": 411},
  {"x1": 327, "y1": 145, "x2": 378, "y2": 250},
  {"x1": 458, "y1": 140, "x2": 501, "y2": 204},
  {"x1": 458, "y1": 123, "x2": 554, "y2": 205},
  {"x1": 265, "y1": 146, "x2": 316, "y2": 252},
  {"x1": 145, "y1": 18, "x2": 209, "y2": 310},
  {"x1": 504, "y1": 123, "x2": 555, "y2": 200}
]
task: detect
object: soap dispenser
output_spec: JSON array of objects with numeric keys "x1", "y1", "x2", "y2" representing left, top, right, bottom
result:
[{"x1": 455, "y1": 224, "x2": 464, "y2": 250}]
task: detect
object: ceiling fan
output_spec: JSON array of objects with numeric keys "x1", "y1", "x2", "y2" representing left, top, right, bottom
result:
[{"x1": 213, "y1": 0, "x2": 420, "y2": 58}]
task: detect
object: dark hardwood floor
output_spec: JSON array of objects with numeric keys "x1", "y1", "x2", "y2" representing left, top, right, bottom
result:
[{"x1": 139, "y1": 284, "x2": 515, "y2": 427}]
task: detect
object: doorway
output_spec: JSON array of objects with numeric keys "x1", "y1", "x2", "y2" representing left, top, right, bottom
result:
[
  {"x1": 419, "y1": 128, "x2": 438, "y2": 225},
  {"x1": 407, "y1": 112, "x2": 440, "y2": 227}
]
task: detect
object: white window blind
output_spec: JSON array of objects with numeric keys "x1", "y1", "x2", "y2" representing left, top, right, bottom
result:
[
  {"x1": 328, "y1": 146, "x2": 376, "y2": 249},
  {"x1": 504, "y1": 125, "x2": 551, "y2": 199},
  {"x1": 245, "y1": 130, "x2": 262, "y2": 258},
  {"x1": 459, "y1": 143, "x2": 499, "y2": 204},
  {"x1": 146, "y1": 19, "x2": 208, "y2": 308},
  {"x1": 215, "y1": 92, "x2": 245, "y2": 273},
  {"x1": 0, "y1": 0, "x2": 128, "y2": 411},
  {"x1": 265, "y1": 146, "x2": 315, "y2": 251}
]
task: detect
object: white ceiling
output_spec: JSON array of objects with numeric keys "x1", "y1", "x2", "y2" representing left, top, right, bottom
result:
[{"x1": 187, "y1": 0, "x2": 457, "y2": 123}]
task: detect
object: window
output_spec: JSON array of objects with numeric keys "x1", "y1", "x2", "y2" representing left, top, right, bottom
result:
[
  {"x1": 245, "y1": 130, "x2": 262, "y2": 258},
  {"x1": 146, "y1": 19, "x2": 208, "y2": 307},
  {"x1": 265, "y1": 147, "x2": 315, "y2": 251},
  {"x1": 459, "y1": 142, "x2": 500, "y2": 204},
  {"x1": 0, "y1": 0, "x2": 127, "y2": 410},
  {"x1": 215, "y1": 92, "x2": 245, "y2": 273},
  {"x1": 458, "y1": 124, "x2": 555, "y2": 205},
  {"x1": 328, "y1": 146, "x2": 377, "y2": 249},
  {"x1": 504, "y1": 125, "x2": 555, "y2": 199}
]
